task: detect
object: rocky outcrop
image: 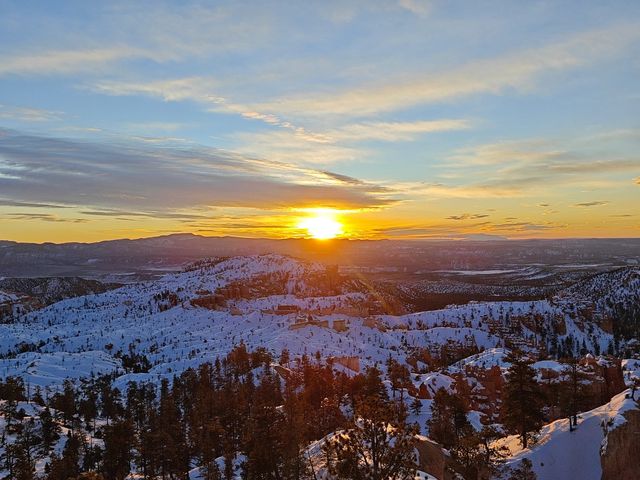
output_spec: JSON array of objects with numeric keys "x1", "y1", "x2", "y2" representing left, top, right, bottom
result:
[
  {"x1": 600, "y1": 402, "x2": 640, "y2": 480},
  {"x1": 415, "y1": 436, "x2": 455, "y2": 480}
]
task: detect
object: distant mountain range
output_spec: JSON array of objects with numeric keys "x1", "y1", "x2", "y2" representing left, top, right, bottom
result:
[{"x1": 1, "y1": 233, "x2": 639, "y2": 279}]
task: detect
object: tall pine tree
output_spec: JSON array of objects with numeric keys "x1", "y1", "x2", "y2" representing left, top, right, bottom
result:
[{"x1": 502, "y1": 351, "x2": 545, "y2": 448}]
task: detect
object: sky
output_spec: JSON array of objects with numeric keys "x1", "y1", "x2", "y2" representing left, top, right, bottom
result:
[{"x1": 0, "y1": 0, "x2": 639, "y2": 243}]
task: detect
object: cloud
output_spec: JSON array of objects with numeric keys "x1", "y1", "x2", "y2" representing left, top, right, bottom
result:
[
  {"x1": 489, "y1": 222, "x2": 555, "y2": 231},
  {"x1": 370, "y1": 223, "x2": 511, "y2": 240},
  {"x1": 0, "y1": 47, "x2": 142, "y2": 77},
  {"x1": 226, "y1": 119, "x2": 469, "y2": 166},
  {"x1": 125, "y1": 122, "x2": 187, "y2": 133},
  {"x1": 327, "y1": 119, "x2": 470, "y2": 142},
  {"x1": 251, "y1": 23, "x2": 640, "y2": 118},
  {"x1": 0, "y1": 105, "x2": 63, "y2": 122},
  {"x1": 573, "y1": 201, "x2": 609, "y2": 207},
  {"x1": 398, "y1": 0, "x2": 432, "y2": 16},
  {"x1": 0, "y1": 4, "x2": 275, "y2": 77},
  {"x1": 0, "y1": 129, "x2": 397, "y2": 217},
  {"x1": 405, "y1": 133, "x2": 640, "y2": 199},
  {"x1": 370, "y1": 217, "x2": 560, "y2": 239},
  {"x1": 3, "y1": 213, "x2": 88, "y2": 223},
  {"x1": 446, "y1": 213, "x2": 489, "y2": 220},
  {"x1": 320, "y1": 171, "x2": 365, "y2": 185},
  {"x1": 80, "y1": 209, "x2": 209, "y2": 221},
  {"x1": 92, "y1": 75, "x2": 470, "y2": 147},
  {"x1": 91, "y1": 77, "x2": 316, "y2": 135},
  {"x1": 0, "y1": 199, "x2": 71, "y2": 209}
]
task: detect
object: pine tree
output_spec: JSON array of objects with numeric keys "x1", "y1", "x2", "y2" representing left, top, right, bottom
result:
[
  {"x1": 558, "y1": 357, "x2": 590, "y2": 431},
  {"x1": 47, "y1": 432, "x2": 82, "y2": 480},
  {"x1": 508, "y1": 458, "x2": 537, "y2": 480},
  {"x1": 40, "y1": 407, "x2": 61, "y2": 454},
  {"x1": 426, "y1": 388, "x2": 471, "y2": 449},
  {"x1": 15, "y1": 417, "x2": 42, "y2": 471},
  {"x1": 243, "y1": 371, "x2": 286, "y2": 479},
  {"x1": 280, "y1": 379, "x2": 312, "y2": 480},
  {"x1": 0, "y1": 376, "x2": 25, "y2": 432},
  {"x1": 502, "y1": 351, "x2": 545, "y2": 448},
  {"x1": 52, "y1": 380, "x2": 77, "y2": 425},
  {"x1": 13, "y1": 444, "x2": 36, "y2": 480},
  {"x1": 326, "y1": 396, "x2": 417, "y2": 480},
  {"x1": 158, "y1": 378, "x2": 190, "y2": 478},
  {"x1": 102, "y1": 418, "x2": 134, "y2": 480},
  {"x1": 451, "y1": 426, "x2": 507, "y2": 480},
  {"x1": 410, "y1": 397, "x2": 422, "y2": 416},
  {"x1": 79, "y1": 385, "x2": 99, "y2": 431}
]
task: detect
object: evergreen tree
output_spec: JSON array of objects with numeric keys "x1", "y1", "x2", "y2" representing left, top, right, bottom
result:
[
  {"x1": 52, "y1": 380, "x2": 77, "y2": 425},
  {"x1": 502, "y1": 352, "x2": 545, "y2": 448},
  {"x1": 426, "y1": 388, "x2": 471, "y2": 449},
  {"x1": 15, "y1": 417, "x2": 42, "y2": 470},
  {"x1": 0, "y1": 376, "x2": 25, "y2": 432},
  {"x1": 451, "y1": 426, "x2": 507, "y2": 480},
  {"x1": 558, "y1": 357, "x2": 590, "y2": 431},
  {"x1": 508, "y1": 458, "x2": 537, "y2": 480},
  {"x1": 326, "y1": 396, "x2": 417, "y2": 480},
  {"x1": 47, "y1": 431, "x2": 82, "y2": 480},
  {"x1": 410, "y1": 397, "x2": 422, "y2": 416},
  {"x1": 13, "y1": 444, "x2": 36, "y2": 480},
  {"x1": 40, "y1": 407, "x2": 61, "y2": 454},
  {"x1": 102, "y1": 418, "x2": 134, "y2": 480},
  {"x1": 243, "y1": 371, "x2": 286, "y2": 479}
]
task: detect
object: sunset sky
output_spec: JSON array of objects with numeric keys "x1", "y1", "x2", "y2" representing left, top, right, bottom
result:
[{"x1": 0, "y1": 0, "x2": 639, "y2": 242}]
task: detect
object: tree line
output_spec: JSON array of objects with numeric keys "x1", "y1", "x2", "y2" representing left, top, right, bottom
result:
[{"x1": 0, "y1": 345, "x2": 610, "y2": 480}]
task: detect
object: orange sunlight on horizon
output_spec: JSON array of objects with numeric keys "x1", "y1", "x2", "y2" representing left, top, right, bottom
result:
[{"x1": 297, "y1": 209, "x2": 344, "y2": 240}]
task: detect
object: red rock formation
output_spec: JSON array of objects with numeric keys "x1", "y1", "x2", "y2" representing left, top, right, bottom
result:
[{"x1": 600, "y1": 407, "x2": 640, "y2": 480}]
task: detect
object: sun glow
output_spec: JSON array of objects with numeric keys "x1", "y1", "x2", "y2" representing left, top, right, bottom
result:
[{"x1": 297, "y1": 210, "x2": 343, "y2": 239}]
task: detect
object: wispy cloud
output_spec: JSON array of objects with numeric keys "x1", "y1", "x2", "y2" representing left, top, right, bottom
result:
[
  {"x1": 573, "y1": 201, "x2": 609, "y2": 207},
  {"x1": 0, "y1": 199, "x2": 71, "y2": 209},
  {"x1": 0, "y1": 128, "x2": 397, "y2": 217},
  {"x1": 0, "y1": 47, "x2": 143, "y2": 77},
  {"x1": 489, "y1": 221, "x2": 556, "y2": 232},
  {"x1": 446, "y1": 213, "x2": 489, "y2": 220},
  {"x1": 326, "y1": 119, "x2": 470, "y2": 142},
  {"x1": 398, "y1": 0, "x2": 432, "y2": 16},
  {"x1": 0, "y1": 4, "x2": 275, "y2": 77},
  {"x1": 0, "y1": 104, "x2": 63, "y2": 122},
  {"x1": 405, "y1": 132, "x2": 640, "y2": 199},
  {"x1": 250, "y1": 23, "x2": 640, "y2": 118},
  {"x1": 3, "y1": 213, "x2": 88, "y2": 223},
  {"x1": 90, "y1": 77, "x2": 319, "y2": 136}
]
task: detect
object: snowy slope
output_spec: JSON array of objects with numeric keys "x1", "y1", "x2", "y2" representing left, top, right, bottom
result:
[
  {"x1": 0, "y1": 255, "x2": 628, "y2": 394},
  {"x1": 496, "y1": 389, "x2": 639, "y2": 480}
]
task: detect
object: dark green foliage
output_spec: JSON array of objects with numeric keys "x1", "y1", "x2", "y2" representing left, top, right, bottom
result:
[
  {"x1": 502, "y1": 351, "x2": 545, "y2": 448},
  {"x1": 325, "y1": 394, "x2": 418, "y2": 480},
  {"x1": 507, "y1": 458, "x2": 537, "y2": 480},
  {"x1": 426, "y1": 387, "x2": 472, "y2": 449}
]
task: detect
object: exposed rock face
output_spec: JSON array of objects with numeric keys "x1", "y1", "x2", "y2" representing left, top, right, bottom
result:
[
  {"x1": 600, "y1": 406, "x2": 640, "y2": 480},
  {"x1": 582, "y1": 356, "x2": 627, "y2": 404},
  {"x1": 415, "y1": 436, "x2": 455, "y2": 480}
]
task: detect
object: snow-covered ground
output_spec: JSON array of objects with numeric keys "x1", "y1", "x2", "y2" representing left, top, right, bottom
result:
[
  {"x1": 0, "y1": 255, "x2": 623, "y2": 394},
  {"x1": 497, "y1": 389, "x2": 638, "y2": 480}
]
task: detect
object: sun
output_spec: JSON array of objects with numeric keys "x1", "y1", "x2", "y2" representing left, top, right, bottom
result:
[{"x1": 297, "y1": 210, "x2": 343, "y2": 240}]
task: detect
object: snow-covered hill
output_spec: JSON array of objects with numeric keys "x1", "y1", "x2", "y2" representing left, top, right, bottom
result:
[
  {"x1": 498, "y1": 389, "x2": 640, "y2": 480},
  {"x1": 1, "y1": 256, "x2": 635, "y2": 394}
]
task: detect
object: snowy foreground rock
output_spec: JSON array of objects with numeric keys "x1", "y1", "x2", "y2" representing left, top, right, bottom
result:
[{"x1": 496, "y1": 389, "x2": 640, "y2": 480}]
